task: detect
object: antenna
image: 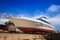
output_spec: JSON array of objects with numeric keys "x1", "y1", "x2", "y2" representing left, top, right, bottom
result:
[
  {"x1": 2, "y1": 12, "x2": 6, "y2": 17},
  {"x1": 1, "y1": 12, "x2": 7, "y2": 18}
]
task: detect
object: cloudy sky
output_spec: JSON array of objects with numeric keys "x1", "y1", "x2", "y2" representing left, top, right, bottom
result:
[{"x1": 0, "y1": 0, "x2": 60, "y2": 32}]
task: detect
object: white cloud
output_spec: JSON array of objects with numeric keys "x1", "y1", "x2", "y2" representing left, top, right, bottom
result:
[
  {"x1": 47, "y1": 5, "x2": 60, "y2": 25},
  {"x1": 45, "y1": 5, "x2": 60, "y2": 18},
  {"x1": 50, "y1": 14, "x2": 60, "y2": 25},
  {"x1": 46, "y1": 5, "x2": 60, "y2": 12}
]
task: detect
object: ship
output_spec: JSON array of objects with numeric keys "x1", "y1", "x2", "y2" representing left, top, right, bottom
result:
[{"x1": 0, "y1": 13, "x2": 55, "y2": 34}]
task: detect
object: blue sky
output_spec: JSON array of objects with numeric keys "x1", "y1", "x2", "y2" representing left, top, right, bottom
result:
[{"x1": 0, "y1": 0, "x2": 60, "y2": 32}]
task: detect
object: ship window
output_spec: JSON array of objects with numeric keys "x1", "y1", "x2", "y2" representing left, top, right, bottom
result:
[
  {"x1": 43, "y1": 24, "x2": 47, "y2": 27},
  {"x1": 48, "y1": 26, "x2": 54, "y2": 29},
  {"x1": 40, "y1": 23, "x2": 43, "y2": 26},
  {"x1": 37, "y1": 23, "x2": 43, "y2": 26},
  {"x1": 43, "y1": 24, "x2": 54, "y2": 29}
]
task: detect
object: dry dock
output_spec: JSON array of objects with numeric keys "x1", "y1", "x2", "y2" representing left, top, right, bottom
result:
[{"x1": 0, "y1": 33, "x2": 46, "y2": 40}]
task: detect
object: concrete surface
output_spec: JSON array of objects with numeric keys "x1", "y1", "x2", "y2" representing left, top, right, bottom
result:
[{"x1": 0, "y1": 33, "x2": 46, "y2": 40}]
